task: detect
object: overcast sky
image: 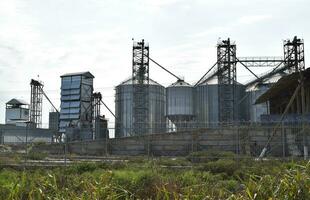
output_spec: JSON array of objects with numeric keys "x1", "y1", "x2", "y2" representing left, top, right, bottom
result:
[{"x1": 0, "y1": 0, "x2": 309, "y2": 128}]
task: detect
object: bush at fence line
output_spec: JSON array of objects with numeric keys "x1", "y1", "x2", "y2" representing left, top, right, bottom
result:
[
  {"x1": 200, "y1": 159, "x2": 239, "y2": 176},
  {"x1": 0, "y1": 145, "x2": 11, "y2": 153},
  {"x1": 155, "y1": 157, "x2": 191, "y2": 166},
  {"x1": 187, "y1": 150, "x2": 236, "y2": 162},
  {"x1": 65, "y1": 162, "x2": 101, "y2": 174},
  {"x1": 25, "y1": 151, "x2": 48, "y2": 160},
  {"x1": 31, "y1": 141, "x2": 48, "y2": 147}
]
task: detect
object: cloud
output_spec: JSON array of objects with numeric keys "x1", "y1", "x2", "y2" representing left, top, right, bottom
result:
[
  {"x1": 189, "y1": 14, "x2": 273, "y2": 38},
  {"x1": 142, "y1": 0, "x2": 181, "y2": 7},
  {"x1": 237, "y1": 14, "x2": 272, "y2": 25}
]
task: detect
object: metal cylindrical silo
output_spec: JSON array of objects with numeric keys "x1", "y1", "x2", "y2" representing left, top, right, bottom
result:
[
  {"x1": 194, "y1": 83, "x2": 247, "y2": 127},
  {"x1": 166, "y1": 80, "x2": 194, "y2": 131},
  {"x1": 115, "y1": 78, "x2": 166, "y2": 137},
  {"x1": 246, "y1": 84, "x2": 270, "y2": 122},
  {"x1": 235, "y1": 84, "x2": 247, "y2": 122},
  {"x1": 194, "y1": 83, "x2": 219, "y2": 127}
]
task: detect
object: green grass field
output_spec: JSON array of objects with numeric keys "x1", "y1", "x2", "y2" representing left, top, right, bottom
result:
[{"x1": 0, "y1": 152, "x2": 309, "y2": 200}]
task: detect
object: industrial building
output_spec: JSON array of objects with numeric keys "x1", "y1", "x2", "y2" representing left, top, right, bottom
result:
[
  {"x1": 49, "y1": 111, "x2": 59, "y2": 132},
  {"x1": 257, "y1": 68, "x2": 310, "y2": 122},
  {"x1": 0, "y1": 124, "x2": 53, "y2": 144},
  {"x1": 94, "y1": 115, "x2": 109, "y2": 140},
  {"x1": 59, "y1": 72, "x2": 94, "y2": 140},
  {"x1": 112, "y1": 36, "x2": 309, "y2": 137},
  {"x1": 1, "y1": 35, "x2": 309, "y2": 158},
  {"x1": 1, "y1": 81, "x2": 55, "y2": 145},
  {"x1": 5, "y1": 99, "x2": 29, "y2": 126},
  {"x1": 2, "y1": 35, "x2": 304, "y2": 158}
]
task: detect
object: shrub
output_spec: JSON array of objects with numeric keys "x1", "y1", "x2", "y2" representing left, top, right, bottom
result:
[
  {"x1": 66, "y1": 162, "x2": 99, "y2": 174},
  {"x1": 202, "y1": 159, "x2": 238, "y2": 176},
  {"x1": 156, "y1": 157, "x2": 191, "y2": 166},
  {"x1": 26, "y1": 152, "x2": 47, "y2": 160},
  {"x1": 188, "y1": 150, "x2": 236, "y2": 163}
]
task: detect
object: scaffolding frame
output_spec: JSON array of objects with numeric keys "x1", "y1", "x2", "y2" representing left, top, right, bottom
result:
[
  {"x1": 30, "y1": 79, "x2": 43, "y2": 128},
  {"x1": 284, "y1": 36, "x2": 305, "y2": 73},
  {"x1": 217, "y1": 38, "x2": 237, "y2": 123},
  {"x1": 132, "y1": 39, "x2": 150, "y2": 135}
]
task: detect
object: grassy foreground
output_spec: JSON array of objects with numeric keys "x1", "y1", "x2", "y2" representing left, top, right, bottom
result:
[{"x1": 0, "y1": 155, "x2": 309, "y2": 199}]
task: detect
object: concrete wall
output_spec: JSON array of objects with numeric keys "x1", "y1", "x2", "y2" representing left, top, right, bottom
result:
[
  {"x1": 32, "y1": 126, "x2": 310, "y2": 157},
  {"x1": 0, "y1": 124, "x2": 53, "y2": 144}
]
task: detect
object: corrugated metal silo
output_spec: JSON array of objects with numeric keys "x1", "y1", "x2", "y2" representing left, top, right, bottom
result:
[
  {"x1": 246, "y1": 83, "x2": 270, "y2": 122},
  {"x1": 194, "y1": 84, "x2": 219, "y2": 127},
  {"x1": 194, "y1": 83, "x2": 247, "y2": 127},
  {"x1": 166, "y1": 80, "x2": 194, "y2": 131},
  {"x1": 115, "y1": 78, "x2": 166, "y2": 137}
]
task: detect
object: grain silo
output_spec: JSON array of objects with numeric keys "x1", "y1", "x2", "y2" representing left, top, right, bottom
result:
[
  {"x1": 166, "y1": 80, "x2": 194, "y2": 131},
  {"x1": 115, "y1": 78, "x2": 166, "y2": 137},
  {"x1": 245, "y1": 83, "x2": 271, "y2": 122},
  {"x1": 194, "y1": 82, "x2": 247, "y2": 127},
  {"x1": 114, "y1": 39, "x2": 166, "y2": 137}
]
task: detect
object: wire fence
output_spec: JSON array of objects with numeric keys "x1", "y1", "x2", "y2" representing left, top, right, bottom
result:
[{"x1": 0, "y1": 121, "x2": 309, "y2": 167}]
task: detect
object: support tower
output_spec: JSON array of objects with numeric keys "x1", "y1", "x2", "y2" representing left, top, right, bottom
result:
[
  {"x1": 217, "y1": 38, "x2": 237, "y2": 123},
  {"x1": 92, "y1": 92, "x2": 102, "y2": 120},
  {"x1": 284, "y1": 36, "x2": 305, "y2": 73},
  {"x1": 132, "y1": 39, "x2": 150, "y2": 135},
  {"x1": 30, "y1": 79, "x2": 43, "y2": 128}
]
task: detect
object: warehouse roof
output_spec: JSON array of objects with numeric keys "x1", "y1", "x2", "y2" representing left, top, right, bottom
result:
[
  {"x1": 61, "y1": 71, "x2": 94, "y2": 78},
  {"x1": 255, "y1": 68, "x2": 310, "y2": 104},
  {"x1": 6, "y1": 98, "x2": 29, "y2": 105}
]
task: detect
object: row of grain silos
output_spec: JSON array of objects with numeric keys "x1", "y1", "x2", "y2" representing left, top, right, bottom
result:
[{"x1": 114, "y1": 77, "x2": 269, "y2": 137}]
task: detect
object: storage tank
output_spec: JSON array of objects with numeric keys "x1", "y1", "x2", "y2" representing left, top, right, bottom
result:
[
  {"x1": 194, "y1": 84, "x2": 219, "y2": 127},
  {"x1": 246, "y1": 83, "x2": 271, "y2": 122},
  {"x1": 194, "y1": 83, "x2": 247, "y2": 127},
  {"x1": 115, "y1": 78, "x2": 166, "y2": 137},
  {"x1": 166, "y1": 80, "x2": 194, "y2": 131}
]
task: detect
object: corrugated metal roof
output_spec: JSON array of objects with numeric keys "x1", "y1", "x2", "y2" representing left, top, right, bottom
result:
[
  {"x1": 61, "y1": 71, "x2": 94, "y2": 78},
  {"x1": 6, "y1": 98, "x2": 29, "y2": 105},
  {"x1": 168, "y1": 80, "x2": 192, "y2": 87},
  {"x1": 118, "y1": 77, "x2": 163, "y2": 86},
  {"x1": 255, "y1": 68, "x2": 310, "y2": 104}
]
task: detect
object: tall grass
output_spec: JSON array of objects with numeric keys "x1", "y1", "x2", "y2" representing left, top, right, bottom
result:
[{"x1": 0, "y1": 158, "x2": 308, "y2": 199}]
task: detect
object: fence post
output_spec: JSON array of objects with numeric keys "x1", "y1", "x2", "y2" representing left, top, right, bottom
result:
[
  {"x1": 105, "y1": 130, "x2": 109, "y2": 156},
  {"x1": 64, "y1": 134, "x2": 67, "y2": 168},
  {"x1": 236, "y1": 126, "x2": 240, "y2": 162},
  {"x1": 0, "y1": 128, "x2": 2, "y2": 145},
  {"x1": 281, "y1": 122, "x2": 286, "y2": 159}
]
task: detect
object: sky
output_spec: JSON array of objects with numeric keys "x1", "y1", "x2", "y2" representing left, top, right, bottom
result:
[{"x1": 0, "y1": 0, "x2": 309, "y2": 128}]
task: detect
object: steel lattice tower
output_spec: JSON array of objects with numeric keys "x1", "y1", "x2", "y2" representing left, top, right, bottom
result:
[
  {"x1": 92, "y1": 92, "x2": 102, "y2": 120},
  {"x1": 92, "y1": 92, "x2": 102, "y2": 138},
  {"x1": 132, "y1": 39, "x2": 150, "y2": 135},
  {"x1": 30, "y1": 79, "x2": 43, "y2": 128},
  {"x1": 284, "y1": 36, "x2": 305, "y2": 73},
  {"x1": 217, "y1": 38, "x2": 237, "y2": 123}
]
